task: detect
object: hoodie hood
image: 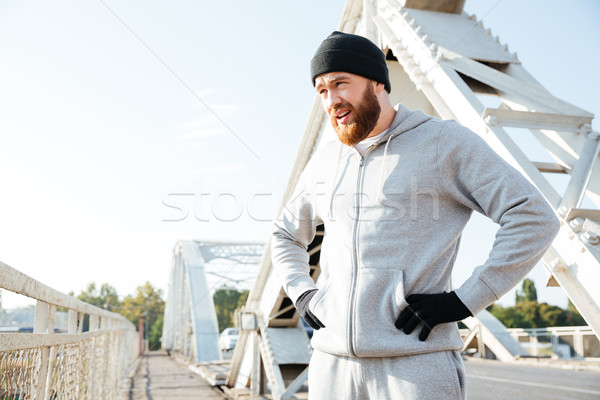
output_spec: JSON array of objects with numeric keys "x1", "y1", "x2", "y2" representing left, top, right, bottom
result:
[
  {"x1": 377, "y1": 103, "x2": 433, "y2": 145},
  {"x1": 371, "y1": 104, "x2": 432, "y2": 204}
]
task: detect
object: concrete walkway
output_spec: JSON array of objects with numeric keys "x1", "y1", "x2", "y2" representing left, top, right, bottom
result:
[{"x1": 121, "y1": 352, "x2": 226, "y2": 400}]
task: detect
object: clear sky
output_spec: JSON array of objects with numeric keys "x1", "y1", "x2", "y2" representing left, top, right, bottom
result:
[{"x1": 0, "y1": 0, "x2": 598, "y2": 310}]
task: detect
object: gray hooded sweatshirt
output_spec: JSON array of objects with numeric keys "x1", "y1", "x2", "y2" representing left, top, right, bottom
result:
[{"x1": 272, "y1": 104, "x2": 560, "y2": 358}]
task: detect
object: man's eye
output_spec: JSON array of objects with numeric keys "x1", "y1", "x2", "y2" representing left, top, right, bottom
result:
[
  {"x1": 319, "y1": 89, "x2": 327, "y2": 95},
  {"x1": 336, "y1": 82, "x2": 346, "y2": 87}
]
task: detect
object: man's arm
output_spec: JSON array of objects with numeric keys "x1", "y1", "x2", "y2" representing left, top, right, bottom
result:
[
  {"x1": 397, "y1": 122, "x2": 559, "y2": 340},
  {"x1": 271, "y1": 161, "x2": 322, "y2": 310},
  {"x1": 437, "y1": 121, "x2": 560, "y2": 316}
]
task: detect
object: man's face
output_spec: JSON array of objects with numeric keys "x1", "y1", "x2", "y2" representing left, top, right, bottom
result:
[{"x1": 315, "y1": 72, "x2": 381, "y2": 146}]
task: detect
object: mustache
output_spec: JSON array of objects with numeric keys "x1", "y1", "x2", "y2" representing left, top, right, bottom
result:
[{"x1": 332, "y1": 102, "x2": 354, "y2": 114}]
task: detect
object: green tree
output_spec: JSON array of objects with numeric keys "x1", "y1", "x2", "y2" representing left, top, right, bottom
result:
[
  {"x1": 73, "y1": 281, "x2": 166, "y2": 348},
  {"x1": 487, "y1": 303, "x2": 532, "y2": 328},
  {"x1": 566, "y1": 300, "x2": 586, "y2": 325},
  {"x1": 75, "y1": 283, "x2": 122, "y2": 331},
  {"x1": 76, "y1": 282, "x2": 121, "y2": 311},
  {"x1": 237, "y1": 291, "x2": 249, "y2": 309},
  {"x1": 488, "y1": 300, "x2": 587, "y2": 329},
  {"x1": 515, "y1": 278, "x2": 537, "y2": 304},
  {"x1": 514, "y1": 301, "x2": 568, "y2": 327},
  {"x1": 213, "y1": 289, "x2": 249, "y2": 331},
  {"x1": 120, "y1": 282, "x2": 165, "y2": 342},
  {"x1": 149, "y1": 315, "x2": 164, "y2": 351},
  {"x1": 491, "y1": 279, "x2": 588, "y2": 328}
]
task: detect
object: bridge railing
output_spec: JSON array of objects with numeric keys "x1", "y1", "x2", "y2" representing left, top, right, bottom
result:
[
  {"x1": 461, "y1": 325, "x2": 599, "y2": 360},
  {"x1": 0, "y1": 261, "x2": 139, "y2": 400},
  {"x1": 506, "y1": 326, "x2": 599, "y2": 360}
]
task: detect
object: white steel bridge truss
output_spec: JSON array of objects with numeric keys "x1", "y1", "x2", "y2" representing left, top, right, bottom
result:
[{"x1": 162, "y1": 241, "x2": 263, "y2": 363}]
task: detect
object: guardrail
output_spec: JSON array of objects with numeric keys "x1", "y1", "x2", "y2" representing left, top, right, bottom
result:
[
  {"x1": 461, "y1": 325, "x2": 599, "y2": 360},
  {"x1": 507, "y1": 326, "x2": 599, "y2": 359},
  {"x1": 0, "y1": 261, "x2": 139, "y2": 399}
]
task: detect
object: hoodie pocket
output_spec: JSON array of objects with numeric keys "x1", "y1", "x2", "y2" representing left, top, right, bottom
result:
[
  {"x1": 308, "y1": 277, "x2": 350, "y2": 354},
  {"x1": 353, "y1": 268, "x2": 407, "y2": 356},
  {"x1": 308, "y1": 278, "x2": 333, "y2": 315}
]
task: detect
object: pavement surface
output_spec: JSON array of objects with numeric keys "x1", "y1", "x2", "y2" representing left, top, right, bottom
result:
[
  {"x1": 120, "y1": 352, "x2": 225, "y2": 400},
  {"x1": 464, "y1": 358, "x2": 600, "y2": 400},
  {"x1": 120, "y1": 352, "x2": 600, "y2": 400}
]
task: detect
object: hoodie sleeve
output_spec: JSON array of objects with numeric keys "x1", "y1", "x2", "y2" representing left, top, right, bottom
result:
[
  {"x1": 271, "y1": 159, "x2": 322, "y2": 305},
  {"x1": 435, "y1": 121, "x2": 560, "y2": 316}
]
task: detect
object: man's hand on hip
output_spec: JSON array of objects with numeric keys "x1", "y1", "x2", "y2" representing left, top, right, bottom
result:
[
  {"x1": 295, "y1": 289, "x2": 325, "y2": 330},
  {"x1": 395, "y1": 291, "x2": 472, "y2": 341}
]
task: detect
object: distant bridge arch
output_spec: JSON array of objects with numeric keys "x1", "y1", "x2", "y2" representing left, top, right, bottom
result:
[{"x1": 162, "y1": 241, "x2": 263, "y2": 362}]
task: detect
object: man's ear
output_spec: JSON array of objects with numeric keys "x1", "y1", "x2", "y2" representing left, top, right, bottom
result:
[{"x1": 373, "y1": 81, "x2": 385, "y2": 95}]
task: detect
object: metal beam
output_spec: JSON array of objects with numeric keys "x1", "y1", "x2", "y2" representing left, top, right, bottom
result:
[
  {"x1": 483, "y1": 108, "x2": 592, "y2": 132},
  {"x1": 560, "y1": 130, "x2": 600, "y2": 212},
  {"x1": 442, "y1": 50, "x2": 593, "y2": 117}
]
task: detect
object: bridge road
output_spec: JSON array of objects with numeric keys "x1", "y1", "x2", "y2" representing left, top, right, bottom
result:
[
  {"x1": 120, "y1": 352, "x2": 226, "y2": 400},
  {"x1": 120, "y1": 352, "x2": 600, "y2": 399},
  {"x1": 464, "y1": 358, "x2": 600, "y2": 400}
]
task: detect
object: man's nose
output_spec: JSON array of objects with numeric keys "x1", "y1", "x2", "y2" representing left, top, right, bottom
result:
[{"x1": 324, "y1": 92, "x2": 341, "y2": 111}]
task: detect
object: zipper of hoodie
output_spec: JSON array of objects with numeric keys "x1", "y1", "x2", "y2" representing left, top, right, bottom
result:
[{"x1": 347, "y1": 144, "x2": 378, "y2": 358}]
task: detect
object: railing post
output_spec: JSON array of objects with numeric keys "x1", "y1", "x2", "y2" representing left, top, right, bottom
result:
[
  {"x1": 88, "y1": 315, "x2": 99, "y2": 398},
  {"x1": 68, "y1": 310, "x2": 78, "y2": 334},
  {"x1": 575, "y1": 328, "x2": 585, "y2": 359},
  {"x1": 33, "y1": 301, "x2": 50, "y2": 399},
  {"x1": 67, "y1": 310, "x2": 80, "y2": 399},
  {"x1": 43, "y1": 305, "x2": 57, "y2": 400},
  {"x1": 138, "y1": 317, "x2": 144, "y2": 357},
  {"x1": 551, "y1": 332, "x2": 559, "y2": 356}
]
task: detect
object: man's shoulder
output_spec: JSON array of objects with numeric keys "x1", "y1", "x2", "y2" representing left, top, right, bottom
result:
[{"x1": 435, "y1": 118, "x2": 481, "y2": 143}]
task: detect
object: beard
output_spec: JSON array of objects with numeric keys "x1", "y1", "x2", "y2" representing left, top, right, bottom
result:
[{"x1": 331, "y1": 83, "x2": 381, "y2": 146}]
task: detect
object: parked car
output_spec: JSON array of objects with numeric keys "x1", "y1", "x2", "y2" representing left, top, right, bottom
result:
[{"x1": 219, "y1": 327, "x2": 239, "y2": 351}]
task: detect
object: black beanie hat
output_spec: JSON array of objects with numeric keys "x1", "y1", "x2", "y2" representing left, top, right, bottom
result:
[{"x1": 311, "y1": 31, "x2": 391, "y2": 93}]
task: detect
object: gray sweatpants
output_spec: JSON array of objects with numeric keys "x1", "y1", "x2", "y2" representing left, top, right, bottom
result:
[{"x1": 308, "y1": 349, "x2": 466, "y2": 400}]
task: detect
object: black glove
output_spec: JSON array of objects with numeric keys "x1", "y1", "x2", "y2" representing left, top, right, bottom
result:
[
  {"x1": 395, "y1": 291, "x2": 472, "y2": 341},
  {"x1": 295, "y1": 289, "x2": 325, "y2": 330}
]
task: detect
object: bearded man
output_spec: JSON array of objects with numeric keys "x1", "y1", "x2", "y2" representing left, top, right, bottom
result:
[{"x1": 271, "y1": 31, "x2": 559, "y2": 400}]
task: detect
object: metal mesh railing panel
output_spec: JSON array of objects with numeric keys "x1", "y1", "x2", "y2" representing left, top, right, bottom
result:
[
  {"x1": 0, "y1": 331, "x2": 137, "y2": 400},
  {"x1": 46, "y1": 343, "x2": 80, "y2": 400},
  {"x1": 0, "y1": 348, "x2": 42, "y2": 400}
]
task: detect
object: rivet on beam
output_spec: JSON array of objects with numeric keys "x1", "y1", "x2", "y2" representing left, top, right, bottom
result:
[
  {"x1": 569, "y1": 217, "x2": 584, "y2": 233},
  {"x1": 581, "y1": 231, "x2": 600, "y2": 245}
]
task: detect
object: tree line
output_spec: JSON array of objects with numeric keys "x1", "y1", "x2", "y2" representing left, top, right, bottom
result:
[
  {"x1": 486, "y1": 278, "x2": 586, "y2": 328},
  {"x1": 72, "y1": 282, "x2": 248, "y2": 350},
  {"x1": 70, "y1": 282, "x2": 165, "y2": 350}
]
